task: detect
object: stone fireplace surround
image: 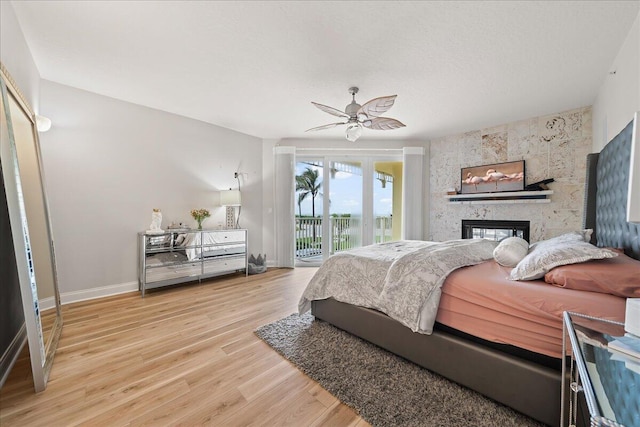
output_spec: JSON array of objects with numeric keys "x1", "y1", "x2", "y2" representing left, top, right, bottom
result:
[{"x1": 429, "y1": 106, "x2": 592, "y2": 243}]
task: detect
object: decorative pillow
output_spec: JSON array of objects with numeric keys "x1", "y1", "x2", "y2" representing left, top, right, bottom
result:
[
  {"x1": 579, "y1": 229, "x2": 594, "y2": 242},
  {"x1": 529, "y1": 229, "x2": 592, "y2": 250},
  {"x1": 544, "y1": 249, "x2": 640, "y2": 297},
  {"x1": 509, "y1": 239, "x2": 617, "y2": 281},
  {"x1": 493, "y1": 237, "x2": 529, "y2": 267}
]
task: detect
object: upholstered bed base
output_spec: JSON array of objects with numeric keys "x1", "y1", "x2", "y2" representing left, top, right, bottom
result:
[{"x1": 312, "y1": 298, "x2": 563, "y2": 426}]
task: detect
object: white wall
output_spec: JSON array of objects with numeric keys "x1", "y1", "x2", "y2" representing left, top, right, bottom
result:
[
  {"x1": 38, "y1": 81, "x2": 263, "y2": 298},
  {"x1": 0, "y1": 1, "x2": 40, "y2": 113},
  {"x1": 592, "y1": 9, "x2": 640, "y2": 151}
]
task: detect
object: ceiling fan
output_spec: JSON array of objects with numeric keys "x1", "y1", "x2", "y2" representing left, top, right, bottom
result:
[{"x1": 306, "y1": 87, "x2": 405, "y2": 142}]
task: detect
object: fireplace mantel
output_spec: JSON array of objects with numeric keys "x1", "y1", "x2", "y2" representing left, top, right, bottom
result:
[{"x1": 444, "y1": 190, "x2": 552, "y2": 205}]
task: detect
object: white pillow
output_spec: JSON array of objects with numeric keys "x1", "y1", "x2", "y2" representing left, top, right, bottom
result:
[
  {"x1": 580, "y1": 229, "x2": 594, "y2": 242},
  {"x1": 510, "y1": 239, "x2": 617, "y2": 281},
  {"x1": 529, "y1": 229, "x2": 592, "y2": 250},
  {"x1": 493, "y1": 237, "x2": 529, "y2": 267}
]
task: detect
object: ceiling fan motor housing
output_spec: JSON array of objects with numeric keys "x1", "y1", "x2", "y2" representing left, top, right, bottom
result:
[{"x1": 345, "y1": 100, "x2": 361, "y2": 119}]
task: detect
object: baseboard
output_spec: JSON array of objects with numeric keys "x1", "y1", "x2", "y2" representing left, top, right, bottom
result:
[
  {"x1": 60, "y1": 281, "x2": 138, "y2": 305},
  {"x1": 39, "y1": 296, "x2": 56, "y2": 311},
  {"x1": 0, "y1": 324, "x2": 27, "y2": 389}
]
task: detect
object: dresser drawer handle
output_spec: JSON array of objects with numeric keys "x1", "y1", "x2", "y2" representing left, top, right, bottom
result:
[{"x1": 570, "y1": 382, "x2": 583, "y2": 393}]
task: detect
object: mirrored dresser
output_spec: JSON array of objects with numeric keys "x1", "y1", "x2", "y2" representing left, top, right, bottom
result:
[
  {"x1": 138, "y1": 229, "x2": 247, "y2": 297},
  {"x1": 563, "y1": 311, "x2": 640, "y2": 427}
]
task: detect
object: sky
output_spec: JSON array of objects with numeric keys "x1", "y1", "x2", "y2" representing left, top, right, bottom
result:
[{"x1": 295, "y1": 162, "x2": 393, "y2": 217}]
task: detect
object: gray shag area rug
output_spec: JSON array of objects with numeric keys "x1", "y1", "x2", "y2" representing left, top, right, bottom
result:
[{"x1": 255, "y1": 312, "x2": 544, "y2": 427}]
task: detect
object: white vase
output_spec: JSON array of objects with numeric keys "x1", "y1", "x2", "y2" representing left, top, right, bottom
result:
[{"x1": 150, "y1": 210, "x2": 162, "y2": 231}]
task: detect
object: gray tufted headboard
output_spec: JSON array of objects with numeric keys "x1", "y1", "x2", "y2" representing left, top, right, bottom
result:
[{"x1": 584, "y1": 118, "x2": 640, "y2": 260}]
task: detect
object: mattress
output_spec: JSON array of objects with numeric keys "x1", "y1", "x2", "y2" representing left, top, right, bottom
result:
[{"x1": 436, "y1": 260, "x2": 627, "y2": 358}]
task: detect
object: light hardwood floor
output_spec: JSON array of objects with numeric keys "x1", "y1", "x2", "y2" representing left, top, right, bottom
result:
[{"x1": 0, "y1": 268, "x2": 370, "y2": 426}]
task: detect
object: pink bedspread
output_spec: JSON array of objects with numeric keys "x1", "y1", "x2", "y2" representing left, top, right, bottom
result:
[{"x1": 437, "y1": 260, "x2": 626, "y2": 358}]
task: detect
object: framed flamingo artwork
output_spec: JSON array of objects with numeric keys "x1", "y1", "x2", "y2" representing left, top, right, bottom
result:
[{"x1": 460, "y1": 160, "x2": 525, "y2": 194}]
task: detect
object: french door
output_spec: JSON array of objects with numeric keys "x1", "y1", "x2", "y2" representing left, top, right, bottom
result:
[{"x1": 295, "y1": 155, "x2": 402, "y2": 266}]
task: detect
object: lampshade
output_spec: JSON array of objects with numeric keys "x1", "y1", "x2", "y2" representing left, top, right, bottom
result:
[
  {"x1": 35, "y1": 115, "x2": 51, "y2": 132},
  {"x1": 220, "y1": 189, "x2": 241, "y2": 206},
  {"x1": 345, "y1": 122, "x2": 362, "y2": 142}
]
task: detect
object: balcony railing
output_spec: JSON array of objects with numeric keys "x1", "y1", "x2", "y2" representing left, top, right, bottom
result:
[{"x1": 295, "y1": 216, "x2": 393, "y2": 259}]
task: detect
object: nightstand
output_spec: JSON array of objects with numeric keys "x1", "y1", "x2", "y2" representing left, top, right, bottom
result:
[{"x1": 562, "y1": 312, "x2": 640, "y2": 427}]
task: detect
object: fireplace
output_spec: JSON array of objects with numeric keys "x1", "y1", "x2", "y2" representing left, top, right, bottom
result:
[{"x1": 461, "y1": 219, "x2": 530, "y2": 242}]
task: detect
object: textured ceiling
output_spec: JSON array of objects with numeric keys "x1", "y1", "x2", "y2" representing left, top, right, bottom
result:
[{"x1": 11, "y1": 1, "x2": 640, "y2": 141}]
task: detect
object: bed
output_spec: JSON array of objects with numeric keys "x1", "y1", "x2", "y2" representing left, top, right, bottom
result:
[{"x1": 301, "y1": 118, "x2": 640, "y2": 427}]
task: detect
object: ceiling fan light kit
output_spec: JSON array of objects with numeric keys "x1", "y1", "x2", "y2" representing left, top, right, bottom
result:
[
  {"x1": 307, "y1": 86, "x2": 405, "y2": 142},
  {"x1": 345, "y1": 123, "x2": 363, "y2": 142}
]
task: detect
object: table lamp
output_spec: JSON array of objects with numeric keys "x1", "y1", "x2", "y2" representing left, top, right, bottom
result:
[{"x1": 220, "y1": 189, "x2": 241, "y2": 228}]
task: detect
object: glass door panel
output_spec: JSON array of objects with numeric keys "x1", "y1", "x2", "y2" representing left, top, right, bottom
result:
[
  {"x1": 295, "y1": 161, "x2": 324, "y2": 264},
  {"x1": 329, "y1": 160, "x2": 362, "y2": 255}
]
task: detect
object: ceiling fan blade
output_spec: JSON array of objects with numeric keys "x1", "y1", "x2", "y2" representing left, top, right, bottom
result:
[
  {"x1": 362, "y1": 117, "x2": 406, "y2": 130},
  {"x1": 311, "y1": 102, "x2": 350, "y2": 119},
  {"x1": 306, "y1": 122, "x2": 347, "y2": 132},
  {"x1": 357, "y1": 95, "x2": 397, "y2": 119}
]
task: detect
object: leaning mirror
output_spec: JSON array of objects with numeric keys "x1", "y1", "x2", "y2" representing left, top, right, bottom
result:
[{"x1": 0, "y1": 63, "x2": 62, "y2": 392}]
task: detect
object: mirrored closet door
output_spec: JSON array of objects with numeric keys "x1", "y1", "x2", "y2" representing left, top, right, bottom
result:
[{"x1": 1, "y1": 63, "x2": 62, "y2": 392}]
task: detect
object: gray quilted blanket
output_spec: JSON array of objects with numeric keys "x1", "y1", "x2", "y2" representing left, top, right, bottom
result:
[{"x1": 298, "y1": 239, "x2": 498, "y2": 334}]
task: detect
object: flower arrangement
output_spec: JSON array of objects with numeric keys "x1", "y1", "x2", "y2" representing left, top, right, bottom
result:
[{"x1": 190, "y1": 208, "x2": 210, "y2": 230}]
